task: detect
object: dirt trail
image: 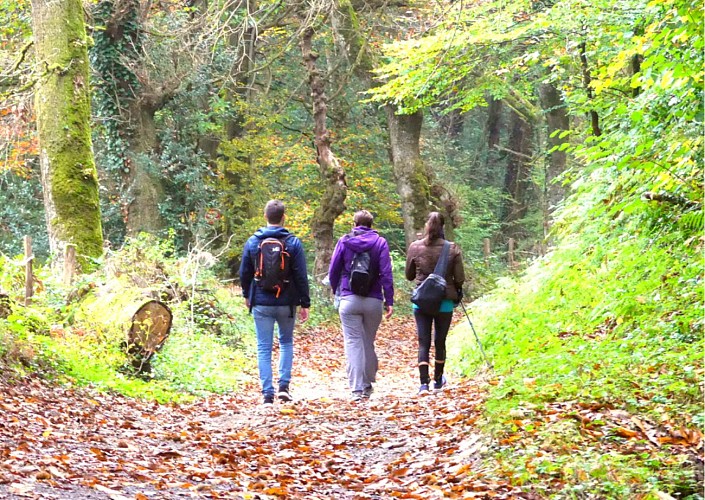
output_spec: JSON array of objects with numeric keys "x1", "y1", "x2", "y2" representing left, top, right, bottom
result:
[{"x1": 0, "y1": 316, "x2": 519, "y2": 499}]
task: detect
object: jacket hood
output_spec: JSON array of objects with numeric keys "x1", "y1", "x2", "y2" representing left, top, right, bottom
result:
[
  {"x1": 254, "y1": 226, "x2": 291, "y2": 240},
  {"x1": 343, "y1": 226, "x2": 380, "y2": 252}
]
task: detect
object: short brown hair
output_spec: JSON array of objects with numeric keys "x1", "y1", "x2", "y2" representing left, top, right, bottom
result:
[
  {"x1": 353, "y1": 210, "x2": 374, "y2": 228},
  {"x1": 264, "y1": 200, "x2": 285, "y2": 224}
]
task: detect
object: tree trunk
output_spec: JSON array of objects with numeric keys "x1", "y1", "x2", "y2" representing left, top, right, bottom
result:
[
  {"x1": 125, "y1": 104, "x2": 165, "y2": 236},
  {"x1": 579, "y1": 40, "x2": 602, "y2": 137},
  {"x1": 31, "y1": 0, "x2": 103, "y2": 269},
  {"x1": 333, "y1": 0, "x2": 436, "y2": 245},
  {"x1": 302, "y1": 27, "x2": 347, "y2": 279},
  {"x1": 386, "y1": 108, "x2": 431, "y2": 246},
  {"x1": 484, "y1": 96, "x2": 503, "y2": 183},
  {"x1": 631, "y1": 54, "x2": 643, "y2": 97},
  {"x1": 225, "y1": 0, "x2": 258, "y2": 141},
  {"x1": 437, "y1": 106, "x2": 464, "y2": 141},
  {"x1": 538, "y1": 82, "x2": 569, "y2": 211},
  {"x1": 502, "y1": 110, "x2": 534, "y2": 238},
  {"x1": 91, "y1": 0, "x2": 165, "y2": 237}
]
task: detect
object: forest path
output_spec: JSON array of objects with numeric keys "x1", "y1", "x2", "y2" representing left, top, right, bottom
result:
[{"x1": 0, "y1": 316, "x2": 519, "y2": 499}]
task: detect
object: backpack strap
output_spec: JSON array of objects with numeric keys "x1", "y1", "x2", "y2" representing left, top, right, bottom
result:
[{"x1": 433, "y1": 241, "x2": 451, "y2": 277}]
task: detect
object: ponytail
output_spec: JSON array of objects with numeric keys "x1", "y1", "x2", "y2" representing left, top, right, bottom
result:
[{"x1": 423, "y1": 212, "x2": 445, "y2": 245}]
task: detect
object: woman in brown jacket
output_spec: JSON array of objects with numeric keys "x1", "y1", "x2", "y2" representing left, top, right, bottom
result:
[{"x1": 405, "y1": 212, "x2": 465, "y2": 394}]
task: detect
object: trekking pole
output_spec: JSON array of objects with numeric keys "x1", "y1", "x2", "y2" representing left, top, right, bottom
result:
[{"x1": 459, "y1": 301, "x2": 493, "y2": 370}]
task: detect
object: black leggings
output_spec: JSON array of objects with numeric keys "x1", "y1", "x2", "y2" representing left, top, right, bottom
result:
[{"x1": 414, "y1": 310, "x2": 453, "y2": 383}]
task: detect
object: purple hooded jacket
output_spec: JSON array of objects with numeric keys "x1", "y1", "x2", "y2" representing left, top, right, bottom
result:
[{"x1": 328, "y1": 226, "x2": 394, "y2": 306}]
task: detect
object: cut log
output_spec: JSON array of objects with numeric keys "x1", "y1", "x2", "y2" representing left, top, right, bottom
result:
[{"x1": 127, "y1": 300, "x2": 172, "y2": 375}]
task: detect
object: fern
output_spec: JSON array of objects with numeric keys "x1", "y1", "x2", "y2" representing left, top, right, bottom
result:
[{"x1": 679, "y1": 209, "x2": 705, "y2": 234}]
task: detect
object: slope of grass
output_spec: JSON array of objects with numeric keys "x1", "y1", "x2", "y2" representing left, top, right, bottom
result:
[{"x1": 448, "y1": 176, "x2": 703, "y2": 497}]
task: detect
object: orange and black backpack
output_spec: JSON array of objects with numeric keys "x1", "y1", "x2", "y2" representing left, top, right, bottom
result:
[{"x1": 254, "y1": 236, "x2": 291, "y2": 298}]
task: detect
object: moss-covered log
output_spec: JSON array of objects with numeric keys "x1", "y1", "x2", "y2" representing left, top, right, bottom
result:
[{"x1": 31, "y1": 0, "x2": 103, "y2": 269}]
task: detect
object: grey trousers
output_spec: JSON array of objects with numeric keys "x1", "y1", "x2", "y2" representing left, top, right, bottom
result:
[{"x1": 339, "y1": 295, "x2": 383, "y2": 392}]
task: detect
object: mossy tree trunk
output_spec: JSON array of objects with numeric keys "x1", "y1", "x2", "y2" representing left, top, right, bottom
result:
[
  {"x1": 334, "y1": 0, "x2": 436, "y2": 246},
  {"x1": 31, "y1": 0, "x2": 103, "y2": 269},
  {"x1": 386, "y1": 108, "x2": 432, "y2": 247},
  {"x1": 302, "y1": 26, "x2": 347, "y2": 279}
]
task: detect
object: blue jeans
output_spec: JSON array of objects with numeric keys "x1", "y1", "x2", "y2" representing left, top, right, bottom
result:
[{"x1": 252, "y1": 305, "x2": 296, "y2": 397}]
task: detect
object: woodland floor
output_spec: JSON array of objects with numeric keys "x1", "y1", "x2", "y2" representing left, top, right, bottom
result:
[{"x1": 0, "y1": 315, "x2": 525, "y2": 500}]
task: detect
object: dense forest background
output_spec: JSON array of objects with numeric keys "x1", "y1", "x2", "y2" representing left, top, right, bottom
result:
[{"x1": 0, "y1": 0, "x2": 703, "y2": 497}]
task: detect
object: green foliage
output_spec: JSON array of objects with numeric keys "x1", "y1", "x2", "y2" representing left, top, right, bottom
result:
[
  {"x1": 0, "y1": 172, "x2": 48, "y2": 259},
  {"x1": 448, "y1": 168, "x2": 703, "y2": 495},
  {"x1": 367, "y1": 0, "x2": 703, "y2": 236},
  {"x1": 0, "y1": 234, "x2": 256, "y2": 401},
  {"x1": 89, "y1": 0, "x2": 142, "y2": 174}
]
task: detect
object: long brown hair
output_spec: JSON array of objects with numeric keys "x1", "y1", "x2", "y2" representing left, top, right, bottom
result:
[{"x1": 422, "y1": 212, "x2": 445, "y2": 245}]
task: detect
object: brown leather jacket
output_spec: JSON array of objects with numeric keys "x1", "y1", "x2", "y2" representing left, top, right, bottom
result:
[{"x1": 405, "y1": 238, "x2": 465, "y2": 301}]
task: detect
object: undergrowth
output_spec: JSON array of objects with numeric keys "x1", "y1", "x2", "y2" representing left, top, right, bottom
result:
[
  {"x1": 0, "y1": 235, "x2": 258, "y2": 402},
  {"x1": 448, "y1": 169, "x2": 704, "y2": 498}
]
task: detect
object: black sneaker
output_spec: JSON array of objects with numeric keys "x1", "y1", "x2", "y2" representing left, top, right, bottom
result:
[
  {"x1": 433, "y1": 376, "x2": 447, "y2": 391},
  {"x1": 277, "y1": 386, "x2": 292, "y2": 402},
  {"x1": 362, "y1": 385, "x2": 374, "y2": 398},
  {"x1": 263, "y1": 395, "x2": 275, "y2": 405}
]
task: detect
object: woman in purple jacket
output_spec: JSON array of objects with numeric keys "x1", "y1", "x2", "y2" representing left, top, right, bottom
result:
[{"x1": 328, "y1": 210, "x2": 394, "y2": 401}]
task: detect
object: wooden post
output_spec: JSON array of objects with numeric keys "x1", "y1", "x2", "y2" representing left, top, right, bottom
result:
[
  {"x1": 24, "y1": 236, "x2": 33, "y2": 305},
  {"x1": 508, "y1": 238, "x2": 515, "y2": 270},
  {"x1": 483, "y1": 238, "x2": 491, "y2": 269},
  {"x1": 63, "y1": 244, "x2": 77, "y2": 285}
]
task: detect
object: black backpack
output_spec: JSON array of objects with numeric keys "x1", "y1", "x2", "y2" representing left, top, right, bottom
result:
[
  {"x1": 411, "y1": 241, "x2": 450, "y2": 314},
  {"x1": 254, "y1": 236, "x2": 291, "y2": 298},
  {"x1": 349, "y1": 250, "x2": 372, "y2": 296}
]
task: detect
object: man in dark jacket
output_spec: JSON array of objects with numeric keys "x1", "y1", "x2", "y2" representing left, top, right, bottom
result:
[
  {"x1": 328, "y1": 210, "x2": 394, "y2": 401},
  {"x1": 239, "y1": 200, "x2": 310, "y2": 405}
]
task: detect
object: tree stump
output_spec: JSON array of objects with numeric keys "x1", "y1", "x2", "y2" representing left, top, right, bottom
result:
[{"x1": 127, "y1": 300, "x2": 172, "y2": 376}]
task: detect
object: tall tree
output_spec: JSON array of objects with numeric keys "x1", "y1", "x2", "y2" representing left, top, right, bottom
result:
[
  {"x1": 30, "y1": 0, "x2": 103, "y2": 267},
  {"x1": 333, "y1": 0, "x2": 436, "y2": 245},
  {"x1": 91, "y1": 0, "x2": 167, "y2": 237},
  {"x1": 502, "y1": 109, "x2": 534, "y2": 238},
  {"x1": 538, "y1": 82, "x2": 569, "y2": 211},
  {"x1": 301, "y1": 25, "x2": 347, "y2": 278},
  {"x1": 385, "y1": 108, "x2": 432, "y2": 246}
]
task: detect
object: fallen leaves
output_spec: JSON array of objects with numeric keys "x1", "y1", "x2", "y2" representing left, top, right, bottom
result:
[{"x1": 0, "y1": 315, "x2": 701, "y2": 498}]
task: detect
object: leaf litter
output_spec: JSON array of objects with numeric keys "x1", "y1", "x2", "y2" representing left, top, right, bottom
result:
[
  {"x1": 1, "y1": 315, "x2": 701, "y2": 498},
  {"x1": 0, "y1": 317, "x2": 515, "y2": 499}
]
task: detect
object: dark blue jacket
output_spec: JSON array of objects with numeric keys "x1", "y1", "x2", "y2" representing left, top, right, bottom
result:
[
  {"x1": 239, "y1": 226, "x2": 311, "y2": 308},
  {"x1": 328, "y1": 226, "x2": 394, "y2": 306}
]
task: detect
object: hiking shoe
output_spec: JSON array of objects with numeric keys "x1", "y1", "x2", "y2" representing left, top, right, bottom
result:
[
  {"x1": 418, "y1": 384, "x2": 430, "y2": 395},
  {"x1": 362, "y1": 385, "x2": 374, "y2": 398},
  {"x1": 351, "y1": 391, "x2": 364, "y2": 402},
  {"x1": 277, "y1": 387, "x2": 292, "y2": 402},
  {"x1": 263, "y1": 395, "x2": 275, "y2": 405},
  {"x1": 433, "y1": 376, "x2": 447, "y2": 391}
]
